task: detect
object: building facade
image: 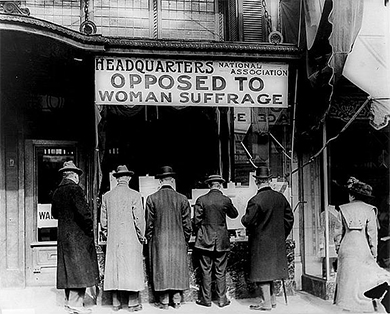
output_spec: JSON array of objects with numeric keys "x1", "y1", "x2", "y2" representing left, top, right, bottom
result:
[{"x1": 1, "y1": 0, "x2": 388, "y2": 304}]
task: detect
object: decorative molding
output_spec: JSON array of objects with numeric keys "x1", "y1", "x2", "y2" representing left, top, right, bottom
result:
[
  {"x1": 0, "y1": 1, "x2": 30, "y2": 15},
  {"x1": 329, "y1": 97, "x2": 371, "y2": 122},
  {"x1": 0, "y1": 14, "x2": 302, "y2": 58},
  {"x1": 80, "y1": 20, "x2": 97, "y2": 35}
]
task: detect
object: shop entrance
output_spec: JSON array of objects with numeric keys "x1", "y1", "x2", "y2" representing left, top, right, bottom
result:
[{"x1": 25, "y1": 140, "x2": 79, "y2": 286}]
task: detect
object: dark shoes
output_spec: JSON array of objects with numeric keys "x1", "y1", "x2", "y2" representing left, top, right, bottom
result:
[
  {"x1": 195, "y1": 300, "x2": 212, "y2": 307},
  {"x1": 128, "y1": 304, "x2": 143, "y2": 312},
  {"x1": 172, "y1": 303, "x2": 181, "y2": 309},
  {"x1": 218, "y1": 300, "x2": 231, "y2": 308},
  {"x1": 156, "y1": 303, "x2": 169, "y2": 310}
]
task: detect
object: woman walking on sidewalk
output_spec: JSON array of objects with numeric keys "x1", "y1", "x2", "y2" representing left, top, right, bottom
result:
[{"x1": 334, "y1": 177, "x2": 390, "y2": 313}]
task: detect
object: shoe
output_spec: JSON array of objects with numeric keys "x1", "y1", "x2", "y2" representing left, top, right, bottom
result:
[
  {"x1": 67, "y1": 306, "x2": 92, "y2": 314},
  {"x1": 113, "y1": 305, "x2": 122, "y2": 311},
  {"x1": 172, "y1": 303, "x2": 181, "y2": 309},
  {"x1": 218, "y1": 300, "x2": 231, "y2": 308},
  {"x1": 272, "y1": 304, "x2": 276, "y2": 308},
  {"x1": 128, "y1": 304, "x2": 142, "y2": 312},
  {"x1": 156, "y1": 303, "x2": 169, "y2": 310},
  {"x1": 249, "y1": 304, "x2": 272, "y2": 311},
  {"x1": 195, "y1": 300, "x2": 211, "y2": 307}
]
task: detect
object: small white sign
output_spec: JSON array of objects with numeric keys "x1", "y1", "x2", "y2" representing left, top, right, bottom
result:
[{"x1": 37, "y1": 204, "x2": 58, "y2": 228}]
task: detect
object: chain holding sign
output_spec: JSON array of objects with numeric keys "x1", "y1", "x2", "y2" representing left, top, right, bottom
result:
[{"x1": 95, "y1": 57, "x2": 289, "y2": 108}]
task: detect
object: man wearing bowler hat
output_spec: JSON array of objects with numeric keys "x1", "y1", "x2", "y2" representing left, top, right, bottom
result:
[
  {"x1": 194, "y1": 174, "x2": 238, "y2": 308},
  {"x1": 241, "y1": 165, "x2": 294, "y2": 311},
  {"x1": 51, "y1": 161, "x2": 99, "y2": 314},
  {"x1": 100, "y1": 165, "x2": 146, "y2": 312},
  {"x1": 145, "y1": 166, "x2": 192, "y2": 310}
]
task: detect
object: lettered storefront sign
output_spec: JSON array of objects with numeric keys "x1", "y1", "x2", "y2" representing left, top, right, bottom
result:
[{"x1": 95, "y1": 57, "x2": 289, "y2": 108}]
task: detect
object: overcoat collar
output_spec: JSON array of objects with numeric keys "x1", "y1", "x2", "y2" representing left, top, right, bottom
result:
[
  {"x1": 160, "y1": 185, "x2": 174, "y2": 190},
  {"x1": 208, "y1": 188, "x2": 223, "y2": 195},
  {"x1": 257, "y1": 186, "x2": 272, "y2": 194},
  {"x1": 59, "y1": 178, "x2": 78, "y2": 187}
]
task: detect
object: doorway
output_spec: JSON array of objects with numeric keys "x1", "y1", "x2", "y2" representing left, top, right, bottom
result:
[{"x1": 25, "y1": 140, "x2": 79, "y2": 286}]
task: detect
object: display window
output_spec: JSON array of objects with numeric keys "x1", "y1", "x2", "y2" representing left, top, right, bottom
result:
[{"x1": 97, "y1": 104, "x2": 292, "y2": 233}]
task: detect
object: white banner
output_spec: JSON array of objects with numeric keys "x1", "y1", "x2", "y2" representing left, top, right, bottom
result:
[{"x1": 95, "y1": 57, "x2": 289, "y2": 108}]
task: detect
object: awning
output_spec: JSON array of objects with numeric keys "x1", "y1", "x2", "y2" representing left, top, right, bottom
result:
[
  {"x1": 303, "y1": 0, "x2": 390, "y2": 130},
  {"x1": 342, "y1": 0, "x2": 390, "y2": 130}
]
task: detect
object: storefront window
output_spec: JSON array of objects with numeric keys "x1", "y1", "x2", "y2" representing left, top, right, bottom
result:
[{"x1": 36, "y1": 147, "x2": 76, "y2": 242}]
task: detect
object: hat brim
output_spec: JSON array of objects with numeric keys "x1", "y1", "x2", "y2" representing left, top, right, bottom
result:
[
  {"x1": 253, "y1": 175, "x2": 272, "y2": 179},
  {"x1": 113, "y1": 171, "x2": 134, "y2": 177},
  {"x1": 347, "y1": 187, "x2": 374, "y2": 198},
  {"x1": 155, "y1": 172, "x2": 176, "y2": 179},
  {"x1": 59, "y1": 167, "x2": 83, "y2": 175},
  {"x1": 205, "y1": 178, "x2": 225, "y2": 184}
]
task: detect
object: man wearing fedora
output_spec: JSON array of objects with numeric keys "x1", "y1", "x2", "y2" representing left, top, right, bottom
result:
[
  {"x1": 51, "y1": 161, "x2": 99, "y2": 314},
  {"x1": 100, "y1": 165, "x2": 146, "y2": 312},
  {"x1": 193, "y1": 174, "x2": 238, "y2": 308},
  {"x1": 241, "y1": 165, "x2": 294, "y2": 311},
  {"x1": 145, "y1": 166, "x2": 192, "y2": 310}
]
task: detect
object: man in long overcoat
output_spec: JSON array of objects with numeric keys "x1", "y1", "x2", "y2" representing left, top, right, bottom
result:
[
  {"x1": 51, "y1": 161, "x2": 99, "y2": 314},
  {"x1": 241, "y1": 165, "x2": 294, "y2": 311},
  {"x1": 193, "y1": 174, "x2": 238, "y2": 308},
  {"x1": 145, "y1": 166, "x2": 192, "y2": 310},
  {"x1": 100, "y1": 165, "x2": 146, "y2": 312}
]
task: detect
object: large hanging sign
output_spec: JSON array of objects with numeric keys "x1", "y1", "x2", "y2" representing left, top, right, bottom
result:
[{"x1": 95, "y1": 57, "x2": 289, "y2": 108}]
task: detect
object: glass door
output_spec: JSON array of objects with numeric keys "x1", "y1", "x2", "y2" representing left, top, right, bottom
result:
[{"x1": 25, "y1": 140, "x2": 78, "y2": 286}]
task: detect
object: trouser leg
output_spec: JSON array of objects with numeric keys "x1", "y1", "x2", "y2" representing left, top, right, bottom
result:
[
  {"x1": 172, "y1": 291, "x2": 181, "y2": 304},
  {"x1": 270, "y1": 281, "x2": 276, "y2": 307},
  {"x1": 198, "y1": 250, "x2": 213, "y2": 304},
  {"x1": 159, "y1": 291, "x2": 169, "y2": 305},
  {"x1": 128, "y1": 291, "x2": 140, "y2": 306},
  {"x1": 214, "y1": 251, "x2": 229, "y2": 302},
  {"x1": 259, "y1": 282, "x2": 272, "y2": 308},
  {"x1": 64, "y1": 289, "x2": 70, "y2": 307},
  {"x1": 112, "y1": 291, "x2": 121, "y2": 307},
  {"x1": 68, "y1": 288, "x2": 86, "y2": 308}
]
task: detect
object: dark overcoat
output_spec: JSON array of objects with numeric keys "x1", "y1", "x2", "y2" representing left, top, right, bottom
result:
[
  {"x1": 194, "y1": 189, "x2": 239, "y2": 251},
  {"x1": 51, "y1": 178, "x2": 99, "y2": 289},
  {"x1": 241, "y1": 186, "x2": 294, "y2": 282},
  {"x1": 145, "y1": 185, "x2": 192, "y2": 291}
]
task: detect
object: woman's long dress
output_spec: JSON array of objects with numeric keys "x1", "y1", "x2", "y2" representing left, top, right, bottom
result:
[{"x1": 335, "y1": 201, "x2": 390, "y2": 312}]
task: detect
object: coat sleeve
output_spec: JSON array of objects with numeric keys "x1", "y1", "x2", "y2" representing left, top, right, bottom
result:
[
  {"x1": 193, "y1": 198, "x2": 203, "y2": 232},
  {"x1": 132, "y1": 193, "x2": 146, "y2": 244},
  {"x1": 145, "y1": 196, "x2": 154, "y2": 241},
  {"x1": 225, "y1": 198, "x2": 239, "y2": 219},
  {"x1": 241, "y1": 198, "x2": 259, "y2": 228},
  {"x1": 182, "y1": 199, "x2": 192, "y2": 242},
  {"x1": 367, "y1": 207, "x2": 379, "y2": 258},
  {"x1": 72, "y1": 185, "x2": 93, "y2": 236},
  {"x1": 284, "y1": 197, "x2": 294, "y2": 238},
  {"x1": 100, "y1": 194, "x2": 108, "y2": 240},
  {"x1": 51, "y1": 194, "x2": 58, "y2": 219}
]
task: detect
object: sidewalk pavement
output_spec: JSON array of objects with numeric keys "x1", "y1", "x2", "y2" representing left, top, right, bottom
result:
[
  {"x1": 0, "y1": 287, "x2": 388, "y2": 314},
  {"x1": 0, "y1": 286, "x2": 352, "y2": 314}
]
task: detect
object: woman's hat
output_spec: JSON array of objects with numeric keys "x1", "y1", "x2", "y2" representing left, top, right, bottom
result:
[
  {"x1": 252, "y1": 165, "x2": 272, "y2": 179},
  {"x1": 58, "y1": 161, "x2": 83, "y2": 175},
  {"x1": 345, "y1": 176, "x2": 374, "y2": 197},
  {"x1": 113, "y1": 165, "x2": 134, "y2": 177},
  {"x1": 204, "y1": 174, "x2": 225, "y2": 184},
  {"x1": 155, "y1": 166, "x2": 176, "y2": 179}
]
